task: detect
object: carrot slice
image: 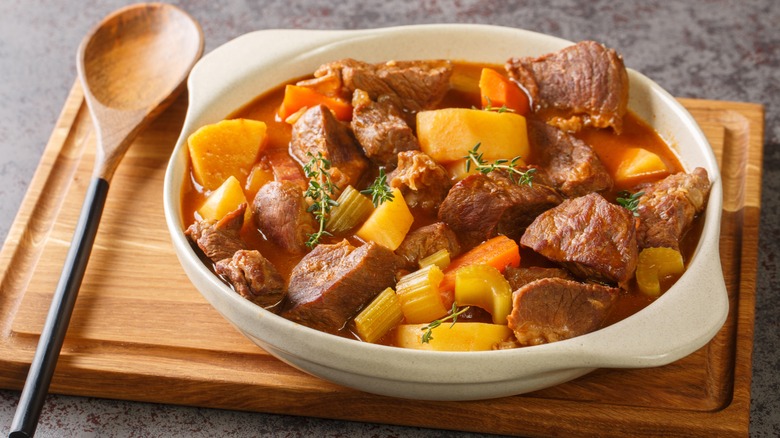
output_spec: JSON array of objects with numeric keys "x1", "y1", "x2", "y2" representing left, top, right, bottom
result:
[
  {"x1": 478, "y1": 68, "x2": 530, "y2": 116},
  {"x1": 278, "y1": 84, "x2": 353, "y2": 122},
  {"x1": 439, "y1": 235, "x2": 521, "y2": 308}
]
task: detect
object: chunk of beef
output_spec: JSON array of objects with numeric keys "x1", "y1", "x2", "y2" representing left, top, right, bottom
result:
[
  {"x1": 636, "y1": 167, "x2": 711, "y2": 251},
  {"x1": 507, "y1": 278, "x2": 619, "y2": 346},
  {"x1": 303, "y1": 58, "x2": 452, "y2": 120},
  {"x1": 282, "y1": 240, "x2": 399, "y2": 333},
  {"x1": 520, "y1": 193, "x2": 638, "y2": 286},
  {"x1": 264, "y1": 149, "x2": 308, "y2": 190},
  {"x1": 438, "y1": 170, "x2": 563, "y2": 249},
  {"x1": 506, "y1": 41, "x2": 629, "y2": 133},
  {"x1": 504, "y1": 266, "x2": 573, "y2": 291},
  {"x1": 215, "y1": 250, "x2": 286, "y2": 310},
  {"x1": 388, "y1": 150, "x2": 452, "y2": 211},
  {"x1": 290, "y1": 104, "x2": 368, "y2": 191},
  {"x1": 395, "y1": 222, "x2": 461, "y2": 269},
  {"x1": 253, "y1": 181, "x2": 316, "y2": 254},
  {"x1": 350, "y1": 89, "x2": 420, "y2": 168},
  {"x1": 185, "y1": 203, "x2": 247, "y2": 262},
  {"x1": 528, "y1": 120, "x2": 612, "y2": 197}
]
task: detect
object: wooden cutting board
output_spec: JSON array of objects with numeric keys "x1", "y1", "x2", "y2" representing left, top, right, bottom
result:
[{"x1": 0, "y1": 82, "x2": 763, "y2": 437}]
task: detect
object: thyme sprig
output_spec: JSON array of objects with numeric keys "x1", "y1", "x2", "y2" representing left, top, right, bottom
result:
[
  {"x1": 303, "y1": 152, "x2": 339, "y2": 248},
  {"x1": 420, "y1": 303, "x2": 470, "y2": 344},
  {"x1": 361, "y1": 167, "x2": 395, "y2": 207},
  {"x1": 616, "y1": 190, "x2": 645, "y2": 216},
  {"x1": 480, "y1": 96, "x2": 515, "y2": 114},
  {"x1": 464, "y1": 143, "x2": 535, "y2": 186}
]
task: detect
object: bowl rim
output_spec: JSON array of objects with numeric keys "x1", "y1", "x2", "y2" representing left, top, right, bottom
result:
[{"x1": 163, "y1": 24, "x2": 728, "y2": 389}]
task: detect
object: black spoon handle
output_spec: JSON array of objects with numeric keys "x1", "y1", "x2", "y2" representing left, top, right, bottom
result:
[{"x1": 9, "y1": 177, "x2": 110, "y2": 438}]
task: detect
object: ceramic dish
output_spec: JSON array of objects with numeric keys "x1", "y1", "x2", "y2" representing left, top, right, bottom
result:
[{"x1": 163, "y1": 24, "x2": 728, "y2": 401}]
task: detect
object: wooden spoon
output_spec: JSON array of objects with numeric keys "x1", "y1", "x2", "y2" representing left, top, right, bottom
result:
[{"x1": 10, "y1": 4, "x2": 203, "y2": 436}]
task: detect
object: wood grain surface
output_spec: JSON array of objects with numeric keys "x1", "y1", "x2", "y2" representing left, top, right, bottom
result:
[{"x1": 0, "y1": 84, "x2": 763, "y2": 437}]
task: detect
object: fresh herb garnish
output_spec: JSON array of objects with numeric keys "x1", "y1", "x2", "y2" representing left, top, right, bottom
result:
[
  {"x1": 481, "y1": 96, "x2": 515, "y2": 114},
  {"x1": 420, "y1": 303, "x2": 470, "y2": 344},
  {"x1": 303, "y1": 152, "x2": 339, "y2": 248},
  {"x1": 616, "y1": 190, "x2": 645, "y2": 216},
  {"x1": 361, "y1": 167, "x2": 395, "y2": 207},
  {"x1": 464, "y1": 143, "x2": 535, "y2": 186}
]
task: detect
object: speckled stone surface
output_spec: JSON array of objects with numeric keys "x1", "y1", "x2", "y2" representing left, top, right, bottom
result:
[{"x1": 0, "y1": 0, "x2": 777, "y2": 436}]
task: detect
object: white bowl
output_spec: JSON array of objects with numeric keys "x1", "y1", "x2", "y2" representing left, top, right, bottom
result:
[{"x1": 163, "y1": 24, "x2": 728, "y2": 401}]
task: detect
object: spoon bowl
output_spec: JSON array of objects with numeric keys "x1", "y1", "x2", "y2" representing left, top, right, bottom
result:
[
  {"x1": 79, "y1": 3, "x2": 204, "y2": 179},
  {"x1": 10, "y1": 4, "x2": 203, "y2": 437},
  {"x1": 81, "y1": 4, "x2": 202, "y2": 112}
]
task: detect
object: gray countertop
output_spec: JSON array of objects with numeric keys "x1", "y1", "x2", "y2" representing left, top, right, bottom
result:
[{"x1": 1, "y1": 1, "x2": 777, "y2": 436}]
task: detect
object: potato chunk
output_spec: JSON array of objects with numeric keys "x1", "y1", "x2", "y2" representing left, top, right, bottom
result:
[
  {"x1": 197, "y1": 175, "x2": 248, "y2": 222},
  {"x1": 614, "y1": 147, "x2": 669, "y2": 186},
  {"x1": 188, "y1": 119, "x2": 267, "y2": 191},
  {"x1": 244, "y1": 162, "x2": 274, "y2": 201},
  {"x1": 395, "y1": 322, "x2": 513, "y2": 351},
  {"x1": 416, "y1": 108, "x2": 529, "y2": 163},
  {"x1": 356, "y1": 188, "x2": 413, "y2": 251},
  {"x1": 635, "y1": 247, "x2": 684, "y2": 296}
]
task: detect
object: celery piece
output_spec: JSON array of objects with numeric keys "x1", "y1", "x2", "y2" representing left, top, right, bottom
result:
[
  {"x1": 418, "y1": 248, "x2": 451, "y2": 270},
  {"x1": 454, "y1": 264, "x2": 513, "y2": 325},
  {"x1": 326, "y1": 185, "x2": 374, "y2": 234},
  {"x1": 395, "y1": 265, "x2": 447, "y2": 324},
  {"x1": 353, "y1": 287, "x2": 403, "y2": 344}
]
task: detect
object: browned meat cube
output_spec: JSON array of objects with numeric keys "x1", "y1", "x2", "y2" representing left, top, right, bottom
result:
[
  {"x1": 253, "y1": 181, "x2": 316, "y2": 254},
  {"x1": 304, "y1": 58, "x2": 452, "y2": 121},
  {"x1": 388, "y1": 150, "x2": 452, "y2": 211},
  {"x1": 520, "y1": 193, "x2": 638, "y2": 286},
  {"x1": 185, "y1": 203, "x2": 247, "y2": 262},
  {"x1": 636, "y1": 167, "x2": 711, "y2": 251},
  {"x1": 504, "y1": 266, "x2": 573, "y2": 291},
  {"x1": 395, "y1": 222, "x2": 461, "y2": 269},
  {"x1": 282, "y1": 240, "x2": 399, "y2": 333},
  {"x1": 215, "y1": 250, "x2": 286, "y2": 310},
  {"x1": 438, "y1": 170, "x2": 563, "y2": 249},
  {"x1": 506, "y1": 41, "x2": 629, "y2": 133},
  {"x1": 350, "y1": 89, "x2": 420, "y2": 169},
  {"x1": 290, "y1": 104, "x2": 368, "y2": 191},
  {"x1": 507, "y1": 278, "x2": 619, "y2": 346},
  {"x1": 264, "y1": 149, "x2": 308, "y2": 190},
  {"x1": 528, "y1": 120, "x2": 612, "y2": 197}
]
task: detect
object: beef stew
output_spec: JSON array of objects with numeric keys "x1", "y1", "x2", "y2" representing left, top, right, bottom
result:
[{"x1": 181, "y1": 41, "x2": 711, "y2": 351}]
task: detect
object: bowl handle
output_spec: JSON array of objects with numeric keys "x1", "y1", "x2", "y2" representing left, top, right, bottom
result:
[{"x1": 577, "y1": 228, "x2": 729, "y2": 368}]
